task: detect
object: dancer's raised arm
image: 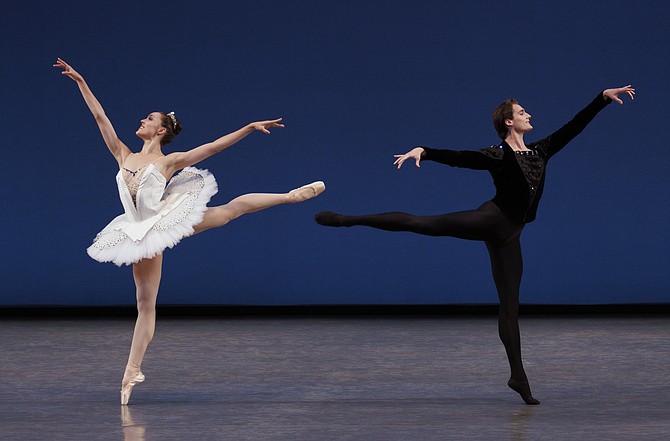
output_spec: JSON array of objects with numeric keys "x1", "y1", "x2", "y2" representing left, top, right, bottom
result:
[
  {"x1": 164, "y1": 118, "x2": 284, "y2": 174},
  {"x1": 53, "y1": 58, "x2": 131, "y2": 166},
  {"x1": 543, "y1": 85, "x2": 635, "y2": 159}
]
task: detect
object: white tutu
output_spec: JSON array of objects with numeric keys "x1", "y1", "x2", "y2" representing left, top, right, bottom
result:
[{"x1": 87, "y1": 166, "x2": 218, "y2": 266}]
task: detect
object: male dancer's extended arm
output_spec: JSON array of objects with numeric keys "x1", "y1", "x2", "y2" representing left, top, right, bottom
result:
[{"x1": 543, "y1": 86, "x2": 634, "y2": 159}]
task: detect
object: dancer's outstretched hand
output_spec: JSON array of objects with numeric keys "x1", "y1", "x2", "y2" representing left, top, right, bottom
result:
[
  {"x1": 250, "y1": 118, "x2": 284, "y2": 134},
  {"x1": 393, "y1": 147, "x2": 425, "y2": 169},
  {"x1": 53, "y1": 58, "x2": 83, "y2": 82},
  {"x1": 603, "y1": 85, "x2": 635, "y2": 104}
]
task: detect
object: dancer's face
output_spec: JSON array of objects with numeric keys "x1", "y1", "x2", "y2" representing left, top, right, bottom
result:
[
  {"x1": 136, "y1": 112, "x2": 166, "y2": 140},
  {"x1": 506, "y1": 104, "x2": 533, "y2": 134}
]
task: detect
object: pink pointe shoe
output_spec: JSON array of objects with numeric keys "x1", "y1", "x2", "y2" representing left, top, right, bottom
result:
[
  {"x1": 288, "y1": 181, "x2": 325, "y2": 203},
  {"x1": 120, "y1": 371, "x2": 145, "y2": 405}
]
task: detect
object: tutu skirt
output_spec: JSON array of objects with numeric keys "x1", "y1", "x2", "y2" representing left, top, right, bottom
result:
[{"x1": 87, "y1": 167, "x2": 218, "y2": 266}]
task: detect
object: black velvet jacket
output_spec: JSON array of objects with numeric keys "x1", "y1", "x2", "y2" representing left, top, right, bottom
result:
[{"x1": 421, "y1": 92, "x2": 612, "y2": 223}]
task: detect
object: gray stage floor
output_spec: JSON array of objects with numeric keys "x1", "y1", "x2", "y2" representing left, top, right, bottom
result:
[{"x1": 1, "y1": 315, "x2": 668, "y2": 440}]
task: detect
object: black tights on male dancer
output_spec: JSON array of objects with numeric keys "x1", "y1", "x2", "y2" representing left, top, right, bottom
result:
[{"x1": 316, "y1": 200, "x2": 541, "y2": 405}]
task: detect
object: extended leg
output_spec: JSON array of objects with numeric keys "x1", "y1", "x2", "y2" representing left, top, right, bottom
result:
[
  {"x1": 486, "y1": 237, "x2": 540, "y2": 405},
  {"x1": 193, "y1": 182, "x2": 324, "y2": 234},
  {"x1": 122, "y1": 254, "x2": 163, "y2": 405},
  {"x1": 316, "y1": 201, "x2": 510, "y2": 242}
]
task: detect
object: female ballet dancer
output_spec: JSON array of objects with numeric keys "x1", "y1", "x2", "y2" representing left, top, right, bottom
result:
[
  {"x1": 316, "y1": 85, "x2": 635, "y2": 405},
  {"x1": 54, "y1": 58, "x2": 325, "y2": 405}
]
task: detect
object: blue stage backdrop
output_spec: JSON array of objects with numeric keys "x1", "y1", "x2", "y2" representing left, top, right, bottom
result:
[{"x1": 1, "y1": 1, "x2": 668, "y2": 306}]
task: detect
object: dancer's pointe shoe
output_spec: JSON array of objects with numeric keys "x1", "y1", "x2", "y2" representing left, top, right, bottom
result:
[
  {"x1": 288, "y1": 181, "x2": 325, "y2": 203},
  {"x1": 314, "y1": 211, "x2": 345, "y2": 227},
  {"x1": 121, "y1": 371, "x2": 145, "y2": 405}
]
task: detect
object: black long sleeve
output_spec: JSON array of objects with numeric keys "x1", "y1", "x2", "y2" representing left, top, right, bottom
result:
[
  {"x1": 540, "y1": 92, "x2": 612, "y2": 159},
  {"x1": 421, "y1": 146, "x2": 504, "y2": 171}
]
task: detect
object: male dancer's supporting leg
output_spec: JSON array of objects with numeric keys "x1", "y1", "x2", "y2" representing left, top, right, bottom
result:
[{"x1": 486, "y1": 236, "x2": 540, "y2": 404}]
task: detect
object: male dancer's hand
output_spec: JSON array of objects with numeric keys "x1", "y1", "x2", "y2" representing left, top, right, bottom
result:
[
  {"x1": 394, "y1": 147, "x2": 425, "y2": 169},
  {"x1": 603, "y1": 85, "x2": 635, "y2": 104}
]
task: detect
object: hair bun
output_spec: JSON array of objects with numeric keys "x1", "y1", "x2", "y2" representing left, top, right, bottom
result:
[
  {"x1": 160, "y1": 111, "x2": 183, "y2": 147},
  {"x1": 167, "y1": 111, "x2": 182, "y2": 135}
]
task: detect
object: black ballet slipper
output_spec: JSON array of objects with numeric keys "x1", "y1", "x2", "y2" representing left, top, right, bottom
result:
[
  {"x1": 508, "y1": 378, "x2": 540, "y2": 405},
  {"x1": 315, "y1": 211, "x2": 346, "y2": 227}
]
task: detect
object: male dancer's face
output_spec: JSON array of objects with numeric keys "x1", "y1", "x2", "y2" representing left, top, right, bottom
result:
[{"x1": 506, "y1": 104, "x2": 533, "y2": 134}]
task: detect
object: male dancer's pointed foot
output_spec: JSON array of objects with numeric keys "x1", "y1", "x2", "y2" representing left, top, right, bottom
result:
[
  {"x1": 121, "y1": 372, "x2": 145, "y2": 405},
  {"x1": 288, "y1": 181, "x2": 325, "y2": 203},
  {"x1": 315, "y1": 211, "x2": 347, "y2": 227},
  {"x1": 508, "y1": 378, "x2": 540, "y2": 405}
]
